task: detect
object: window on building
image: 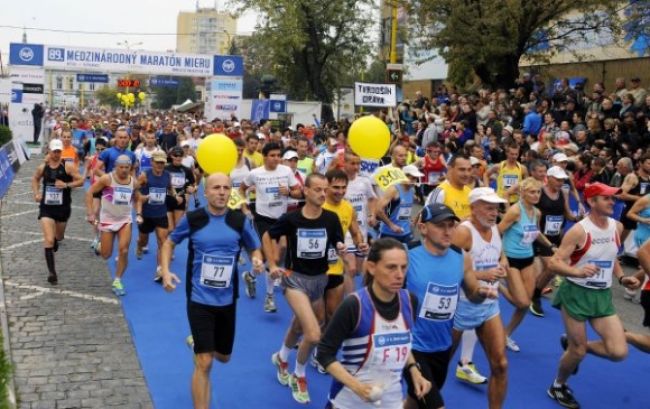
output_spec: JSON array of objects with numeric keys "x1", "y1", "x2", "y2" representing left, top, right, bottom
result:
[{"x1": 56, "y1": 77, "x2": 63, "y2": 90}]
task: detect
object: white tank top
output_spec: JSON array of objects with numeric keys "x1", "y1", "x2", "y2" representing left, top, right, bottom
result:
[
  {"x1": 344, "y1": 175, "x2": 375, "y2": 245},
  {"x1": 459, "y1": 221, "x2": 502, "y2": 304},
  {"x1": 229, "y1": 162, "x2": 250, "y2": 189},
  {"x1": 567, "y1": 217, "x2": 620, "y2": 289},
  {"x1": 99, "y1": 174, "x2": 134, "y2": 225}
]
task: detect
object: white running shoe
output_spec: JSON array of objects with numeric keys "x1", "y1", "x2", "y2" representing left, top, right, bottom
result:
[{"x1": 506, "y1": 336, "x2": 521, "y2": 352}]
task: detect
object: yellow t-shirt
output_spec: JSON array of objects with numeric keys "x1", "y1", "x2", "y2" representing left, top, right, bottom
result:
[
  {"x1": 243, "y1": 150, "x2": 264, "y2": 169},
  {"x1": 439, "y1": 180, "x2": 471, "y2": 220},
  {"x1": 323, "y1": 199, "x2": 354, "y2": 276},
  {"x1": 496, "y1": 161, "x2": 523, "y2": 203}
]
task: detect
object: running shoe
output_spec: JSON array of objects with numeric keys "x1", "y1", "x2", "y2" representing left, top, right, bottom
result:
[
  {"x1": 90, "y1": 238, "x2": 98, "y2": 250},
  {"x1": 136, "y1": 246, "x2": 143, "y2": 260},
  {"x1": 242, "y1": 271, "x2": 256, "y2": 298},
  {"x1": 274, "y1": 278, "x2": 282, "y2": 288},
  {"x1": 455, "y1": 362, "x2": 487, "y2": 384},
  {"x1": 547, "y1": 383, "x2": 580, "y2": 408},
  {"x1": 186, "y1": 335, "x2": 194, "y2": 351},
  {"x1": 112, "y1": 279, "x2": 126, "y2": 296},
  {"x1": 530, "y1": 297, "x2": 545, "y2": 317},
  {"x1": 506, "y1": 336, "x2": 521, "y2": 352},
  {"x1": 154, "y1": 266, "x2": 163, "y2": 283},
  {"x1": 94, "y1": 241, "x2": 101, "y2": 256},
  {"x1": 560, "y1": 334, "x2": 579, "y2": 375},
  {"x1": 271, "y1": 352, "x2": 290, "y2": 386},
  {"x1": 264, "y1": 294, "x2": 277, "y2": 313},
  {"x1": 289, "y1": 374, "x2": 310, "y2": 404}
]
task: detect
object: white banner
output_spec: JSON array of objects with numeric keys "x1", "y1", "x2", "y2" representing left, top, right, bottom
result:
[
  {"x1": 9, "y1": 67, "x2": 45, "y2": 143},
  {"x1": 44, "y1": 45, "x2": 214, "y2": 76},
  {"x1": 205, "y1": 77, "x2": 243, "y2": 121},
  {"x1": 354, "y1": 82, "x2": 396, "y2": 107}
]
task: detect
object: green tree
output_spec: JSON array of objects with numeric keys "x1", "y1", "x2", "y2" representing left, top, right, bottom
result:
[
  {"x1": 410, "y1": 0, "x2": 623, "y2": 89},
  {"x1": 151, "y1": 77, "x2": 197, "y2": 109},
  {"x1": 94, "y1": 86, "x2": 120, "y2": 108},
  {"x1": 236, "y1": 0, "x2": 374, "y2": 122}
]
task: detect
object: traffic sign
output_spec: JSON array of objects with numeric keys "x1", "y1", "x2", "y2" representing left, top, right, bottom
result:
[{"x1": 387, "y1": 69, "x2": 402, "y2": 84}]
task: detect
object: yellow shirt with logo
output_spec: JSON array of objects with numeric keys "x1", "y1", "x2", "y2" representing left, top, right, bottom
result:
[
  {"x1": 243, "y1": 150, "x2": 264, "y2": 169},
  {"x1": 496, "y1": 161, "x2": 523, "y2": 204},
  {"x1": 323, "y1": 199, "x2": 354, "y2": 276},
  {"x1": 439, "y1": 180, "x2": 471, "y2": 220}
]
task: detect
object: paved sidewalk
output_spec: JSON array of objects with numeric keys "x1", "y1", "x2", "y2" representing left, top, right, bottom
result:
[{"x1": 0, "y1": 156, "x2": 152, "y2": 409}]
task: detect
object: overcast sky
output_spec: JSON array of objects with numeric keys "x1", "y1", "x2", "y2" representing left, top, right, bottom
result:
[{"x1": 0, "y1": 0, "x2": 257, "y2": 57}]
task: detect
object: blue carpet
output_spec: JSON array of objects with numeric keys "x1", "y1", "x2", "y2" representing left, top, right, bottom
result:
[{"x1": 101, "y1": 190, "x2": 650, "y2": 408}]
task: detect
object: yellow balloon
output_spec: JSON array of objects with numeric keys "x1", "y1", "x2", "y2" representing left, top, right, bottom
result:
[
  {"x1": 128, "y1": 93, "x2": 135, "y2": 101},
  {"x1": 138, "y1": 92, "x2": 146, "y2": 100},
  {"x1": 197, "y1": 133, "x2": 238, "y2": 175},
  {"x1": 348, "y1": 116, "x2": 390, "y2": 160},
  {"x1": 116, "y1": 92, "x2": 122, "y2": 99}
]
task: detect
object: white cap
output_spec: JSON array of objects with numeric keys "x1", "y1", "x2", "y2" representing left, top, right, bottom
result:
[
  {"x1": 257, "y1": 132, "x2": 266, "y2": 140},
  {"x1": 180, "y1": 140, "x2": 190, "y2": 147},
  {"x1": 49, "y1": 139, "x2": 63, "y2": 151},
  {"x1": 547, "y1": 165, "x2": 569, "y2": 179},
  {"x1": 233, "y1": 121, "x2": 241, "y2": 127},
  {"x1": 503, "y1": 125, "x2": 514, "y2": 134},
  {"x1": 470, "y1": 156, "x2": 480, "y2": 166},
  {"x1": 403, "y1": 165, "x2": 424, "y2": 178},
  {"x1": 553, "y1": 152, "x2": 569, "y2": 162},
  {"x1": 282, "y1": 150, "x2": 299, "y2": 160},
  {"x1": 469, "y1": 187, "x2": 507, "y2": 204}
]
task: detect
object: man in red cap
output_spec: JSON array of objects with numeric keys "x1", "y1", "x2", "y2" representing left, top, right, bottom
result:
[{"x1": 547, "y1": 182, "x2": 640, "y2": 409}]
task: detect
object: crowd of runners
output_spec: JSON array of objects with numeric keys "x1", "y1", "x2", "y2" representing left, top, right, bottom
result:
[{"x1": 28, "y1": 74, "x2": 650, "y2": 409}]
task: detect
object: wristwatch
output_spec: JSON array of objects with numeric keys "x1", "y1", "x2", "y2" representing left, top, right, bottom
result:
[{"x1": 405, "y1": 362, "x2": 421, "y2": 373}]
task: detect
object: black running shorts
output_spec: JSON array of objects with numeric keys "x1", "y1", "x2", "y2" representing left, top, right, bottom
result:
[{"x1": 187, "y1": 301, "x2": 236, "y2": 355}]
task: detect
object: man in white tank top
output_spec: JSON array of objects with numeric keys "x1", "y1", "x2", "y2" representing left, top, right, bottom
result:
[
  {"x1": 451, "y1": 187, "x2": 508, "y2": 409},
  {"x1": 547, "y1": 182, "x2": 640, "y2": 409}
]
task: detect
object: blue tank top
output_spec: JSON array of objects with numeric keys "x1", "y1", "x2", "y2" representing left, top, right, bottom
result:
[
  {"x1": 380, "y1": 184, "x2": 414, "y2": 236},
  {"x1": 142, "y1": 169, "x2": 170, "y2": 218},
  {"x1": 406, "y1": 245, "x2": 463, "y2": 352},
  {"x1": 503, "y1": 202, "x2": 539, "y2": 258},
  {"x1": 634, "y1": 195, "x2": 650, "y2": 247}
]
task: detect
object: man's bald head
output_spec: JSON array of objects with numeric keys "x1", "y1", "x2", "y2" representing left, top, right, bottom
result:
[
  {"x1": 205, "y1": 172, "x2": 231, "y2": 188},
  {"x1": 204, "y1": 172, "x2": 231, "y2": 212}
]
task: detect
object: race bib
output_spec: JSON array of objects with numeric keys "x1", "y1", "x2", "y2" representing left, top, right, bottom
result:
[
  {"x1": 113, "y1": 186, "x2": 132, "y2": 205},
  {"x1": 327, "y1": 247, "x2": 338, "y2": 265},
  {"x1": 170, "y1": 172, "x2": 185, "y2": 189},
  {"x1": 419, "y1": 283, "x2": 458, "y2": 321},
  {"x1": 265, "y1": 186, "x2": 284, "y2": 208},
  {"x1": 44, "y1": 186, "x2": 63, "y2": 205},
  {"x1": 354, "y1": 204, "x2": 364, "y2": 226},
  {"x1": 397, "y1": 205, "x2": 412, "y2": 220},
  {"x1": 585, "y1": 260, "x2": 612, "y2": 288},
  {"x1": 374, "y1": 168, "x2": 408, "y2": 191},
  {"x1": 297, "y1": 228, "x2": 327, "y2": 259},
  {"x1": 475, "y1": 262, "x2": 499, "y2": 304},
  {"x1": 228, "y1": 190, "x2": 246, "y2": 209},
  {"x1": 148, "y1": 187, "x2": 166, "y2": 205},
  {"x1": 427, "y1": 171, "x2": 442, "y2": 185},
  {"x1": 200, "y1": 255, "x2": 234, "y2": 289},
  {"x1": 371, "y1": 332, "x2": 411, "y2": 371},
  {"x1": 521, "y1": 224, "x2": 539, "y2": 245},
  {"x1": 544, "y1": 215, "x2": 563, "y2": 236},
  {"x1": 503, "y1": 174, "x2": 518, "y2": 189},
  {"x1": 641, "y1": 182, "x2": 649, "y2": 195}
]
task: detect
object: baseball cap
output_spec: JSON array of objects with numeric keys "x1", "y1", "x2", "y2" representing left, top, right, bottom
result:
[
  {"x1": 282, "y1": 150, "x2": 298, "y2": 160},
  {"x1": 403, "y1": 165, "x2": 424, "y2": 178},
  {"x1": 583, "y1": 182, "x2": 621, "y2": 200},
  {"x1": 547, "y1": 166, "x2": 569, "y2": 179},
  {"x1": 470, "y1": 156, "x2": 480, "y2": 166},
  {"x1": 152, "y1": 151, "x2": 168, "y2": 163},
  {"x1": 552, "y1": 152, "x2": 569, "y2": 162},
  {"x1": 469, "y1": 187, "x2": 507, "y2": 204},
  {"x1": 180, "y1": 140, "x2": 190, "y2": 147},
  {"x1": 503, "y1": 125, "x2": 514, "y2": 134},
  {"x1": 170, "y1": 146, "x2": 184, "y2": 156},
  {"x1": 49, "y1": 139, "x2": 63, "y2": 151},
  {"x1": 420, "y1": 203, "x2": 459, "y2": 224}
]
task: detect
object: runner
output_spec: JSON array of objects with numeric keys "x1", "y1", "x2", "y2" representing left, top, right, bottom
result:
[
  {"x1": 547, "y1": 182, "x2": 640, "y2": 409},
  {"x1": 60, "y1": 129, "x2": 79, "y2": 166},
  {"x1": 315, "y1": 137, "x2": 339, "y2": 174},
  {"x1": 530, "y1": 166, "x2": 579, "y2": 317},
  {"x1": 296, "y1": 136, "x2": 314, "y2": 177},
  {"x1": 316, "y1": 238, "x2": 432, "y2": 409},
  {"x1": 135, "y1": 151, "x2": 172, "y2": 280},
  {"x1": 134, "y1": 130, "x2": 161, "y2": 176},
  {"x1": 166, "y1": 146, "x2": 196, "y2": 231},
  {"x1": 425, "y1": 154, "x2": 473, "y2": 220},
  {"x1": 342, "y1": 151, "x2": 376, "y2": 294},
  {"x1": 404, "y1": 203, "x2": 495, "y2": 409},
  {"x1": 31, "y1": 139, "x2": 84, "y2": 284},
  {"x1": 417, "y1": 141, "x2": 447, "y2": 197},
  {"x1": 86, "y1": 137, "x2": 108, "y2": 253},
  {"x1": 159, "y1": 173, "x2": 264, "y2": 409},
  {"x1": 265, "y1": 173, "x2": 345, "y2": 404},
  {"x1": 484, "y1": 142, "x2": 527, "y2": 206},
  {"x1": 376, "y1": 165, "x2": 423, "y2": 244},
  {"x1": 451, "y1": 187, "x2": 509, "y2": 409},
  {"x1": 498, "y1": 177, "x2": 556, "y2": 352},
  {"x1": 86, "y1": 154, "x2": 140, "y2": 296},
  {"x1": 95, "y1": 126, "x2": 137, "y2": 177}
]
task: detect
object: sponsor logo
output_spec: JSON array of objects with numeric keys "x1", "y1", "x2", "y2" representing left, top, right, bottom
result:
[
  {"x1": 19, "y1": 47, "x2": 34, "y2": 62},
  {"x1": 222, "y1": 59, "x2": 235, "y2": 73}
]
